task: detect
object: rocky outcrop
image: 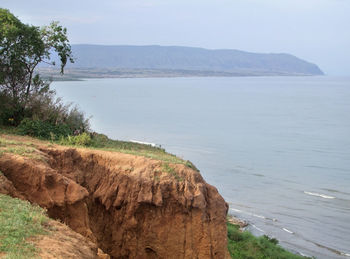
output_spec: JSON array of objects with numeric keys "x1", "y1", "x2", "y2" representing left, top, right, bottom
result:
[{"x1": 0, "y1": 146, "x2": 229, "y2": 258}]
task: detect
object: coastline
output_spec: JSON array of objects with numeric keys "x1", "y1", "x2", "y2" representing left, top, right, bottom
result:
[{"x1": 38, "y1": 67, "x2": 321, "y2": 82}]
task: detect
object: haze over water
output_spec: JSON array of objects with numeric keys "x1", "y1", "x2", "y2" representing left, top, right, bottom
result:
[{"x1": 52, "y1": 76, "x2": 350, "y2": 258}]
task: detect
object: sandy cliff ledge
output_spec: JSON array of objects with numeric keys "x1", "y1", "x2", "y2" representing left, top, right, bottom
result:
[{"x1": 0, "y1": 143, "x2": 229, "y2": 258}]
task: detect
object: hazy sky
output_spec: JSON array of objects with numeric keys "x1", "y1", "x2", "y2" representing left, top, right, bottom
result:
[{"x1": 2, "y1": 0, "x2": 350, "y2": 75}]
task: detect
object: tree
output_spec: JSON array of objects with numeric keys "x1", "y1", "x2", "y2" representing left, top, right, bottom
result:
[{"x1": 0, "y1": 8, "x2": 74, "y2": 124}]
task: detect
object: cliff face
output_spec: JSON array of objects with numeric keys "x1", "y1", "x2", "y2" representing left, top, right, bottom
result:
[{"x1": 0, "y1": 145, "x2": 229, "y2": 258}]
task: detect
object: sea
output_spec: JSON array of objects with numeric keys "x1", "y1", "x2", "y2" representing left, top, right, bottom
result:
[{"x1": 52, "y1": 76, "x2": 350, "y2": 258}]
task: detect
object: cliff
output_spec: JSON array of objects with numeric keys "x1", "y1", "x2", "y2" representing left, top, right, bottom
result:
[{"x1": 0, "y1": 135, "x2": 229, "y2": 258}]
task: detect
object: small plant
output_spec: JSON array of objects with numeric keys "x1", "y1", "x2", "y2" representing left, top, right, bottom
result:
[
  {"x1": 50, "y1": 132, "x2": 56, "y2": 142},
  {"x1": 162, "y1": 163, "x2": 183, "y2": 182},
  {"x1": 185, "y1": 160, "x2": 199, "y2": 171},
  {"x1": 59, "y1": 132, "x2": 92, "y2": 146}
]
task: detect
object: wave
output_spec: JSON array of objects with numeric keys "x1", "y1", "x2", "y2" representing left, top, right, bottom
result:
[
  {"x1": 305, "y1": 165, "x2": 349, "y2": 173},
  {"x1": 230, "y1": 207, "x2": 279, "y2": 222},
  {"x1": 304, "y1": 191, "x2": 336, "y2": 199},
  {"x1": 282, "y1": 228, "x2": 294, "y2": 234},
  {"x1": 230, "y1": 206, "x2": 350, "y2": 258},
  {"x1": 251, "y1": 224, "x2": 265, "y2": 233},
  {"x1": 321, "y1": 188, "x2": 350, "y2": 196},
  {"x1": 313, "y1": 241, "x2": 350, "y2": 257}
]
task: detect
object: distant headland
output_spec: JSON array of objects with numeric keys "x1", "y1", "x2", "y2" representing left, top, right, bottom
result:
[{"x1": 39, "y1": 44, "x2": 324, "y2": 79}]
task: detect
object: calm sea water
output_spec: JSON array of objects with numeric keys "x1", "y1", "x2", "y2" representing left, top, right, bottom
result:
[{"x1": 52, "y1": 76, "x2": 350, "y2": 258}]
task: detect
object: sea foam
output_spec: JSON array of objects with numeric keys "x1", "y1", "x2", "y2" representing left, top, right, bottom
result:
[{"x1": 304, "y1": 191, "x2": 335, "y2": 199}]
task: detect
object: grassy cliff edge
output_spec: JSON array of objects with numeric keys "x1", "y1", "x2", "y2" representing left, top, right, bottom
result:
[{"x1": 0, "y1": 129, "x2": 310, "y2": 259}]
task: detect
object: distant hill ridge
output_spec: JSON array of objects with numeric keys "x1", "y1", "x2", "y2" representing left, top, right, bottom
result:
[{"x1": 59, "y1": 44, "x2": 324, "y2": 76}]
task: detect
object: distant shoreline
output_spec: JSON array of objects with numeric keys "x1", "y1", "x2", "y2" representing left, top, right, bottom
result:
[{"x1": 38, "y1": 67, "x2": 321, "y2": 81}]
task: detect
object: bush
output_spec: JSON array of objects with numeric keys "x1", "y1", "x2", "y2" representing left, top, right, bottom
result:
[
  {"x1": 227, "y1": 222, "x2": 309, "y2": 259},
  {"x1": 90, "y1": 133, "x2": 110, "y2": 147},
  {"x1": 0, "y1": 93, "x2": 17, "y2": 126},
  {"x1": 59, "y1": 132, "x2": 92, "y2": 146},
  {"x1": 18, "y1": 118, "x2": 71, "y2": 139},
  {"x1": 1, "y1": 74, "x2": 89, "y2": 133}
]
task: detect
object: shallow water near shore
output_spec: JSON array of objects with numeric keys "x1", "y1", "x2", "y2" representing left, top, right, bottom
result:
[{"x1": 52, "y1": 76, "x2": 350, "y2": 258}]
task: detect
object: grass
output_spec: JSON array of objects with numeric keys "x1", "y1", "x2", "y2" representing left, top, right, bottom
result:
[
  {"x1": 227, "y1": 222, "x2": 311, "y2": 259},
  {"x1": 0, "y1": 126, "x2": 20, "y2": 136},
  {"x1": 87, "y1": 133, "x2": 193, "y2": 166},
  {"x1": 0, "y1": 136, "x2": 42, "y2": 160},
  {"x1": 0, "y1": 126, "x2": 199, "y2": 170},
  {"x1": 162, "y1": 163, "x2": 183, "y2": 181},
  {"x1": 57, "y1": 131, "x2": 199, "y2": 170},
  {"x1": 0, "y1": 194, "x2": 48, "y2": 259}
]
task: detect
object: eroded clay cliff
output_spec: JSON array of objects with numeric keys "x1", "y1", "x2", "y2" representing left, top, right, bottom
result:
[{"x1": 0, "y1": 144, "x2": 229, "y2": 258}]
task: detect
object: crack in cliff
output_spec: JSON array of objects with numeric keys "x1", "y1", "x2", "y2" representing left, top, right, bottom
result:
[{"x1": 0, "y1": 146, "x2": 229, "y2": 259}]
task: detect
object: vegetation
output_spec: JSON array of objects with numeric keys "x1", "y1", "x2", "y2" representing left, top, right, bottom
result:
[
  {"x1": 0, "y1": 9, "x2": 198, "y2": 168},
  {"x1": 0, "y1": 135, "x2": 43, "y2": 160},
  {"x1": 0, "y1": 8, "x2": 88, "y2": 137},
  {"x1": 59, "y1": 132, "x2": 92, "y2": 146},
  {"x1": 227, "y1": 222, "x2": 310, "y2": 259},
  {"x1": 0, "y1": 128, "x2": 199, "y2": 169},
  {"x1": 0, "y1": 7, "x2": 311, "y2": 259},
  {"x1": 0, "y1": 194, "x2": 48, "y2": 259},
  {"x1": 162, "y1": 163, "x2": 183, "y2": 181},
  {"x1": 18, "y1": 118, "x2": 71, "y2": 140}
]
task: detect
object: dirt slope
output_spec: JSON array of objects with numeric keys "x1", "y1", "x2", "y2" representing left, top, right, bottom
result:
[
  {"x1": 0, "y1": 139, "x2": 229, "y2": 258},
  {"x1": 35, "y1": 220, "x2": 100, "y2": 259}
]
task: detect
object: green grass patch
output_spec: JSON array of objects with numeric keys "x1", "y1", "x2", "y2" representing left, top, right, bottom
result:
[
  {"x1": 0, "y1": 137, "x2": 41, "y2": 159},
  {"x1": 0, "y1": 194, "x2": 48, "y2": 259},
  {"x1": 0, "y1": 137, "x2": 35, "y2": 148},
  {"x1": 227, "y1": 222, "x2": 311, "y2": 259},
  {"x1": 75, "y1": 133, "x2": 198, "y2": 169},
  {"x1": 0, "y1": 126, "x2": 20, "y2": 136},
  {"x1": 162, "y1": 163, "x2": 183, "y2": 181},
  {"x1": 0, "y1": 126, "x2": 200, "y2": 170}
]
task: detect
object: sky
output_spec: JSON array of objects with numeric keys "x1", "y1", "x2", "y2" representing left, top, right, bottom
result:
[{"x1": 1, "y1": 0, "x2": 350, "y2": 75}]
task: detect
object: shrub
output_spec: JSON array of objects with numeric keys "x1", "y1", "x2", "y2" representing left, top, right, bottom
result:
[
  {"x1": 227, "y1": 222, "x2": 309, "y2": 259},
  {"x1": 18, "y1": 118, "x2": 71, "y2": 139},
  {"x1": 59, "y1": 132, "x2": 92, "y2": 146},
  {"x1": 0, "y1": 92, "x2": 17, "y2": 126}
]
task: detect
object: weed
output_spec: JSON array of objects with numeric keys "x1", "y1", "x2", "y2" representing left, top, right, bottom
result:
[
  {"x1": 185, "y1": 160, "x2": 199, "y2": 172},
  {"x1": 59, "y1": 132, "x2": 92, "y2": 146},
  {"x1": 162, "y1": 163, "x2": 183, "y2": 182}
]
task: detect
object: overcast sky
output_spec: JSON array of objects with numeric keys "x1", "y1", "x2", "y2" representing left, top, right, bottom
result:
[{"x1": 2, "y1": 0, "x2": 349, "y2": 75}]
